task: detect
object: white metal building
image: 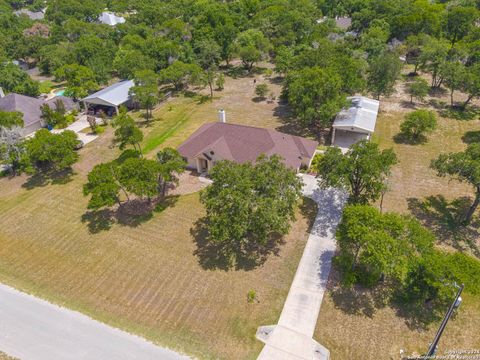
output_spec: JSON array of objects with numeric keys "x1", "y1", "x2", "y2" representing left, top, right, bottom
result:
[
  {"x1": 332, "y1": 96, "x2": 379, "y2": 149},
  {"x1": 98, "y1": 12, "x2": 126, "y2": 26},
  {"x1": 82, "y1": 80, "x2": 134, "y2": 115}
]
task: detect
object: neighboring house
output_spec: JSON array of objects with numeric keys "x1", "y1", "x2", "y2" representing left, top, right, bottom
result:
[
  {"x1": 0, "y1": 93, "x2": 77, "y2": 136},
  {"x1": 13, "y1": 9, "x2": 45, "y2": 20},
  {"x1": 331, "y1": 96, "x2": 379, "y2": 150},
  {"x1": 82, "y1": 80, "x2": 134, "y2": 116},
  {"x1": 178, "y1": 121, "x2": 318, "y2": 173},
  {"x1": 98, "y1": 12, "x2": 126, "y2": 26},
  {"x1": 316, "y1": 16, "x2": 352, "y2": 30}
]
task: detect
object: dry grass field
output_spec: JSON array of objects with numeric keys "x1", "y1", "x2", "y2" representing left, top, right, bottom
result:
[
  {"x1": 315, "y1": 72, "x2": 480, "y2": 359},
  {"x1": 0, "y1": 70, "x2": 317, "y2": 360}
]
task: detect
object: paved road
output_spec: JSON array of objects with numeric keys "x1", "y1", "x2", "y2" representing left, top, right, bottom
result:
[
  {"x1": 0, "y1": 284, "x2": 190, "y2": 360},
  {"x1": 256, "y1": 174, "x2": 346, "y2": 360}
]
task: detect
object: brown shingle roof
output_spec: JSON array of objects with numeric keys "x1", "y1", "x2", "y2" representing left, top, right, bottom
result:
[{"x1": 178, "y1": 122, "x2": 318, "y2": 170}]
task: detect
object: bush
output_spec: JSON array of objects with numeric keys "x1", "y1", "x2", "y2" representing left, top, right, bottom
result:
[
  {"x1": 407, "y1": 77, "x2": 429, "y2": 103},
  {"x1": 255, "y1": 83, "x2": 269, "y2": 98},
  {"x1": 94, "y1": 126, "x2": 105, "y2": 135},
  {"x1": 247, "y1": 289, "x2": 256, "y2": 303},
  {"x1": 400, "y1": 109, "x2": 437, "y2": 142},
  {"x1": 309, "y1": 153, "x2": 323, "y2": 172}
]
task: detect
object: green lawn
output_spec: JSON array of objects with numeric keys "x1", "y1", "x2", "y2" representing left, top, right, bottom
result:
[{"x1": 0, "y1": 73, "x2": 315, "y2": 360}]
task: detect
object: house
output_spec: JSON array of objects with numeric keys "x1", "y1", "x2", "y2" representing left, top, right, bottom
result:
[
  {"x1": 178, "y1": 120, "x2": 318, "y2": 173},
  {"x1": 0, "y1": 93, "x2": 77, "y2": 136},
  {"x1": 98, "y1": 12, "x2": 126, "y2": 26},
  {"x1": 82, "y1": 80, "x2": 134, "y2": 116},
  {"x1": 13, "y1": 8, "x2": 45, "y2": 20},
  {"x1": 331, "y1": 96, "x2": 379, "y2": 150},
  {"x1": 316, "y1": 16, "x2": 352, "y2": 30}
]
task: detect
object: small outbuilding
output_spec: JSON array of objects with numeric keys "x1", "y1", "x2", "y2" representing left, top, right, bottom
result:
[
  {"x1": 332, "y1": 96, "x2": 379, "y2": 149},
  {"x1": 98, "y1": 12, "x2": 126, "y2": 26},
  {"x1": 178, "y1": 121, "x2": 318, "y2": 174},
  {"x1": 82, "y1": 80, "x2": 134, "y2": 116}
]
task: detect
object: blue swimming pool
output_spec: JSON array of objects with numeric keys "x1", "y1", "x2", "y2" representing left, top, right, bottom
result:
[{"x1": 54, "y1": 89, "x2": 65, "y2": 97}]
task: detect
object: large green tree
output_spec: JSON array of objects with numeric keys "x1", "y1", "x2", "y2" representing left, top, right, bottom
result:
[
  {"x1": 0, "y1": 63, "x2": 40, "y2": 97},
  {"x1": 112, "y1": 110, "x2": 143, "y2": 152},
  {"x1": 200, "y1": 155, "x2": 302, "y2": 263},
  {"x1": 336, "y1": 204, "x2": 434, "y2": 286},
  {"x1": 317, "y1": 140, "x2": 397, "y2": 204},
  {"x1": 234, "y1": 29, "x2": 271, "y2": 71},
  {"x1": 400, "y1": 109, "x2": 437, "y2": 142},
  {"x1": 24, "y1": 129, "x2": 79, "y2": 173},
  {"x1": 431, "y1": 143, "x2": 480, "y2": 224},
  {"x1": 158, "y1": 61, "x2": 203, "y2": 91},
  {"x1": 0, "y1": 110, "x2": 24, "y2": 128},
  {"x1": 286, "y1": 66, "x2": 346, "y2": 129},
  {"x1": 54, "y1": 64, "x2": 98, "y2": 99},
  {"x1": 156, "y1": 147, "x2": 186, "y2": 197},
  {"x1": 130, "y1": 69, "x2": 158, "y2": 123},
  {"x1": 367, "y1": 52, "x2": 403, "y2": 99}
]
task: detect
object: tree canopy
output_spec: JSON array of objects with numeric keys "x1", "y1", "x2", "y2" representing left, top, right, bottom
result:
[
  {"x1": 200, "y1": 155, "x2": 302, "y2": 265},
  {"x1": 317, "y1": 140, "x2": 397, "y2": 204}
]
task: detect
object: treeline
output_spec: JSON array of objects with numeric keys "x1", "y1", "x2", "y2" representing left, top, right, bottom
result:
[{"x1": 1, "y1": 0, "x2": 480, "y2": 131}]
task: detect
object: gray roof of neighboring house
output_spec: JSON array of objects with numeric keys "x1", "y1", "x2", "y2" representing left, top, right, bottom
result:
[
  {"x1": 316, "y1": 16, "x2": 352, "y2": 30},
  {"x1": 82, "y1": 80, "x2": 134, "y2": 107},
  {"x1": 14, "y1": 9, "x2": 45, "y2": 20},
  {"x1": 333, "y1": 96, "x2": 380, "y2": 133},
  {"x1": 0, "y1": 93, "x2": 44, "y2": 127},
  {"x1": 98, "y1": 12, "x2": 126, "y2": 26},
  {"x1": 178, "y1": 122, "x2": 318, "y2": 170},
  {"x1": 46, "y1": 96, "x2": 77, "y2": 112},
  {"x1": 0, "y1": 93, "x2": 76, "y2": 128},
  {"x1": 335, "y1": 17, "x2": 352, "y2": 30}
]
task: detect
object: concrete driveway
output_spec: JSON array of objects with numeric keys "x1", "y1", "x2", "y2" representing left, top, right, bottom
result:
[
  {"x1": 51, "y1": 115, "x2": 100, "y2": 145},
  {"x1": 256, "y1": 174, "x2": 346, "y2": 360},
  {"x1": 0, "y1": 284, "x2": 189, "y2": 360}
]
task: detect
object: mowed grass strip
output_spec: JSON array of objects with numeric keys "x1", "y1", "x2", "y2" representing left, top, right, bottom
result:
[
  {"x1": 0, "y1": 129, "x2": 316, "y2": 359},
  {"x1": 138, "y1": 72, "x2": 289, "y2": 157}
]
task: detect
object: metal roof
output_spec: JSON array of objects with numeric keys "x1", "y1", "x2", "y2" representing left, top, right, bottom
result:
[
  {"x1": 98, "y1": 12, "x2": 126, "y2": 26},
  {"x1": 333, "y1": 96, "x2": 379, "y2": 133},
  {"x1": 82, "y1": 80, "x2": 134, "y2": 107}
]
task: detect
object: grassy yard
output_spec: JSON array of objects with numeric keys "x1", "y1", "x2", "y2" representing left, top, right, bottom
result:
[
  {"x1": 134, "y1": 67, "x2": 297, "y2": 157},
  {"x1": 315, "y1": 95, "x2": 480, "y2": 359},
  {"x1": 0, "y1": 98, "x2": 316, "y2": 359}
]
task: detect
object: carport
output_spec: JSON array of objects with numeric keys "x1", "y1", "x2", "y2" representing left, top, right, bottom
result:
[
  {"x1": 332, "y1": 96, "x2": 379, "y2": 150},
  {"x1": 82, "y1": 80, "x2": 134, "y2": 116}
]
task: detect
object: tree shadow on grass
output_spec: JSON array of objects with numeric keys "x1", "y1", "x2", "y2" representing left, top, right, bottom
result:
[
  {"x1": 393, "y1": 132, "x2": 428, "y2": 145},
  {"x1": 329, "y1": 269, "x2": 443, "y2": 330},
  {"x1": 329, "y1": 280, "x2": 391, "y2": 318},
  {"x1": 273, "y1": 103, "x2": 317, "y2": 139},
  {"x1": 440, "y1": 106, "x2": 480, "y2": 121},
  {"x1": 407, "y1": 195, "x2": 480, "y2": 257},
  {"x1": 21, "y1": 168, "x2": 75, "y2": 190},
  {"x1": 191, "y1": 198, "x2": 317, "y2": 271},
  {"x1": 392, "y1": 298, "x2": 444, "y2": 331},
  {"x1": 81, "y1": 196, "x2": 179, "y2": 234},
  {"x1": 462, "y1": 130, "x2": 480, "y2": 144},
  {"x1": 191, "y1": 217, "x2": 286, "y2": 271}
]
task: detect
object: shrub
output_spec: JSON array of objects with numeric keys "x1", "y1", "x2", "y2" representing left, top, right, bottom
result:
[
  {"x1": 255, "y1": 83, "x2": 269, "y2": 98},
  {"x1": 407, "y1": 77, "x2": 429, "y2": 104},
  {"x1": 400, "y1": 109, "x2": 437, "y2": 142},
  {"x1": 216, "y1": 73, "x2": 225, "y2": 90},
  {"x1": 247, "y1": 289, "x2": 256, "y2": 303}
]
